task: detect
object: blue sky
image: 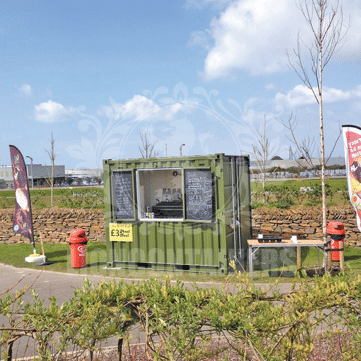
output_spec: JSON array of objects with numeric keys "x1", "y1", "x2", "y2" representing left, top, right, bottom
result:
[{"x1": 1, "y1": 0, "x2": 361, "y2": 169}]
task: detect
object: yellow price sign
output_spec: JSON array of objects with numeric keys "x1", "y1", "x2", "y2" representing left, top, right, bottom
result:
[{"x1": 109, "y1": 223, "x2": 133, "y2": 242}]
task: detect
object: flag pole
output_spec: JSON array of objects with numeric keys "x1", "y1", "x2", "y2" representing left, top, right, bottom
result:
[{"x1": 9, "y1": 145, "x2": 36, "y2": 253}]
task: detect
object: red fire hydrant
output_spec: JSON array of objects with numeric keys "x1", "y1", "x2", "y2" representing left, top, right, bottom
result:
[
  {"x1": 69, "y1": 228, "x2": 88, "y2": 268},
  {"x1": 327, "y1": 222, "x2": 345, "y2": 262}
]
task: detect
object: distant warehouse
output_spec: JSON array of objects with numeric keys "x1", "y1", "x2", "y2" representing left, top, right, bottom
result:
[
  {"x1": 0, "y1": 164, "x2": 65, "y2": 188},
  {"x1": 250, "y1": 156, "x2": 346, "y2": 181}
]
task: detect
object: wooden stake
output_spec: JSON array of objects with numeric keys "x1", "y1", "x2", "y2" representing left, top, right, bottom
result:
[
  {"x1": 327, "y1": 236, "x2": 331, "y2": 270},
  {"x1": 340, "y1": 241, "x2": 345, "y2": 271},
  {"x1": 297, "y1": 246, "x2": 302, "y2": 270},
  {"x1": 40, "y1": 234, "x2": 45, "y2": 256}
]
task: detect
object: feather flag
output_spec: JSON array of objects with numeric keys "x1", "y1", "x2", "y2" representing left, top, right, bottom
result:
[
  {"x1": 9, "y1": 145, "x2": 35, "y2": 246},
  {"x1": 342, "y1": 125, "x2": 361, "y2": 232}
]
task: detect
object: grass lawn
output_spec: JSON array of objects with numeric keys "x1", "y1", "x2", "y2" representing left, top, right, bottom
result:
[
  {"x1": 1, "y1": 241, "x2": 361, "y2": 284},
  {"x1": 0, "y1": 187, "x2": 104, "y2": 210},
  {"x1": 0, "y1": 242, "x2": 230, "y2": 284},
  {"x1": 249, "y1": 244, "x2": 361, "y2": 281},
  {"x1": 250, "y1": 177, "x2": 347, "y2": 191},
  {"x1": 250, "y1": 177, "x2": 349, "y2": 208}
]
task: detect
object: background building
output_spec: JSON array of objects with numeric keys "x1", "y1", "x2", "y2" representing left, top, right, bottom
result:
[
  {"x1": 250, "y1": 156, "x2": 346, "y2": 181},
  {"x1": 0, "y1": 164, "x2": 66, "y2": 188},
  {"x1": 65, "y1": 169, "x2": 103, "y2": 186}
]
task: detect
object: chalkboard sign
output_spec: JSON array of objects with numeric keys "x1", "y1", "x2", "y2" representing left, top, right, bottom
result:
[
  {"x1": 112, "y1": 171, "x2": 134, "y2": 220},
  {"x1": 185, "y1": 169, "x2": 213, "y2": 221}
]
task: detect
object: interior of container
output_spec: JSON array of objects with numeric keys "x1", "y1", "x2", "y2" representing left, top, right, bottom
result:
[{"x1": 137, "y1": 168, "x2": 183, "y2": 221}]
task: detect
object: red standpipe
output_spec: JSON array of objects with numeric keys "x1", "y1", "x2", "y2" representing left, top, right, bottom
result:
[
  {"x1": 68, "y1": 228, "x2": 88, "y2": 268},
  {"x1": 327, "y1": 222, "x2": 345, "y2": 262}
]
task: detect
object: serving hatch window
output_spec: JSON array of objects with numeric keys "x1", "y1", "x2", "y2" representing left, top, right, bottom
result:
[
  {"x1": 136, "y1": 168, "x2": 214, "y2": 222},
  {"x1": 137, "y1": 169, "x2": 183, "y2": 220}
]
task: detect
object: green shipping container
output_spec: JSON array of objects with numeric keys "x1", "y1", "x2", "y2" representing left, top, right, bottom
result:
[{"x1": 103, "y1": 153, "x2": 252, "y2": 274}]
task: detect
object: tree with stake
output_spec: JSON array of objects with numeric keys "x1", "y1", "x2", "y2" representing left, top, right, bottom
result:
[
  {"x1": 252, "y1": 116, "x2": 278, "y2": 203},
  {"x1": 45, "y1": 132, "x2": 57, "y2": 207},
  {"x1": 288, "y1": 0, "x2": 348, "y2": 240}
]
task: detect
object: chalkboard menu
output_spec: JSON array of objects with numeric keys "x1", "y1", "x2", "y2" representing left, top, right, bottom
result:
[
  {"x1": 185, "y1": 169, "x2": 213, "y2": 221},
  {"x1": 112, "y1": 171, "x2": 134, "y2": 220}
]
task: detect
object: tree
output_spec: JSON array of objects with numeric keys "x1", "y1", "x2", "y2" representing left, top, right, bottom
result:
[
  {"x1": 66, "y1": 177, "x2": 73, "y2": 186},
  {"x1": 288, "y1": 0, "x2": 348, "y2": 239},
  {"x1": 45, "y1": 132, "x2": 57, "y2": 207},
  {"x1": 281, "y1": 112, "x2": 342, "y2": 177},
  {"x1": 252, "y1": 116, "x2": 278, "y2": 202},
  {"x1": 139, "y1": 128, "x2": 160, "y2": 158},
  {"x1": 88, "y1": 168, "x2": 103, "y2": 185},
  {"x1": 281, "y1": 113, "x2": 319, "y2": 177}
]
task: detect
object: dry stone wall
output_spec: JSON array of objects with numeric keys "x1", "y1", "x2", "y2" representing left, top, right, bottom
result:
[
  {"x1": 0, "y1": 207, "x2": 105, "y2": 244},
  {"x1": 252, "y1": 205, "x2": 361, "y2": 246},
  {"x1": 0, "y1": 206, "x2": 360, "y2": 246}
]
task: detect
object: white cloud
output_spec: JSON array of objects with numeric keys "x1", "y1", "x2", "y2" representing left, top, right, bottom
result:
[
  {"x1": 34, "y1": 100, "x2": 77, "y2": 123},
  {"x1": 275, "y1": 85, "x2": 315, "y2": 108},
  {"x1": 203, "y1": 0, "x2": 301, "y2": 78},
  {"x1": 97, "y1": 94, "x2": 194, "y2": 122},
  {"x1": 201, "y1": 0, "x2": 361, "y2": 79},
  {"x1": 275, "y1": 84, "x2": 354, "y2": 108},
  {"x1": 18, "y1": 84, "x2": 32, "y2": 96},
  {"x1": 323, "y1": 87, "x2": 352, "y2": 103}
]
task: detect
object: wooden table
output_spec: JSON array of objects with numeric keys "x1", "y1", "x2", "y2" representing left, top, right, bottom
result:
[{"x1": 247, "y1": 239, "x2": 327, "y2": 278}]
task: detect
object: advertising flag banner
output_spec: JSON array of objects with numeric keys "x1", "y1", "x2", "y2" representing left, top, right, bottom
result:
[
  {"x1": 9, "y1": 145, "x2": 35, "y2": 246},
  {"x1": 342, "y1": 125, "x2": 361, "y2": 232}
]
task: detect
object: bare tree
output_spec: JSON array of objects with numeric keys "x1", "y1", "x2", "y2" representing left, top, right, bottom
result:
[
  {"x1": 281, "y1": 113, "x2": 342, "y2": 176},
  {"x1": 288, "y1": 0, "x2": 348, "y2": 239},
  {"x1": 45, "y1": 132, "x2": 57, "y2": 207},
  {"x1": 139, "y1": 128, "x2": 160, "y2": 158},
  {"x1": 252, "y1": 116, "x2": 278, "y2": 202},
  {"x1": 281, "y1": 113, "x2": 318, "y2": 174}
]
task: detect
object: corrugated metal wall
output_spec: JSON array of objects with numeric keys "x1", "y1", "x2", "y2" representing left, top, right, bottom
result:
[{"x1": 103, "y1": 153, "x2": 251, "y2": 274}]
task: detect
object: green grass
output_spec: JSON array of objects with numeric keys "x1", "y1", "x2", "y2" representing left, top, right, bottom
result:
[
  {"x1": 0, "y1": 187, "x2": 104, "y2": 210},
  {"x1": 1, "y1": 241, "x2": 361, "y2": 284},
  {"x1": 251, "y1": 178, "x2": 349, "y2": 208},
  {"x1": 249, "y1": 244, "x2": 361, "y2": 282},
  {"x1": 251, "y1": 177, "x2": 347, "y2": 191},
  {"x1": 0, "y1": 241, "x2": 231, "y2": 283}
]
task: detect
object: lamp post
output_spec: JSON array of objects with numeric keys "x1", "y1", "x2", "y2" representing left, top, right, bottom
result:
[
  {"x1": 179, "y1": 144, "x2": 185, "y2": 156},
  {"x1": 26, "y1": 156, "x2": 34, "y2": 190}
]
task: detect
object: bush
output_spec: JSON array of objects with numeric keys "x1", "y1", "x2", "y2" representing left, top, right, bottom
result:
[
  {"x1": 251, "y1": 202, "x2": 265, "y2": 209},
  {"x1": 270, "y1": 198, "x2": 295, "y2": 209},
  {"x1": 2, "y1": 274, "x2": 361, "y2": 360}
]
